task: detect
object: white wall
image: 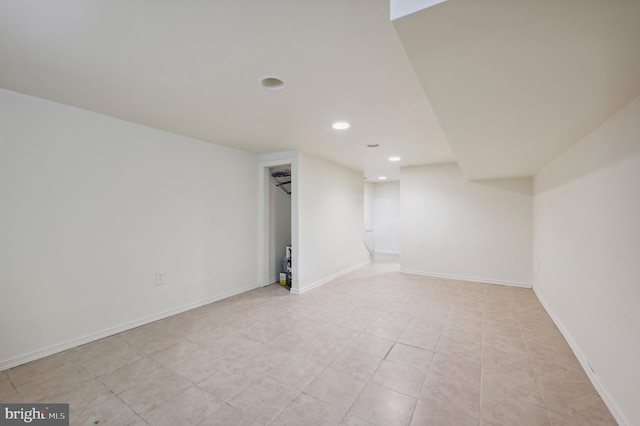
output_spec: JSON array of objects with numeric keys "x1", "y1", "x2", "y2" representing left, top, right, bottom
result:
[
  {"x1": 401, "y1": 163, "x2": 532, "y2": 286},
  {"x1": 269, "y1": 180, "x2": 292, "y2": 282},
  {"x1": 364, "y1": 182, "x2": 375, "y2": 255},
  {"x1": 296, "y1": 153, "x2": 371, "y2": 293},
  {"x1": 0, "y1": 89, "x2": 259, "y2": 369},
  {"x1": 364, "y1": 181, "x2": 374, "y2": 231},
  {"x1": 533, "y1": 95, "x2": 640, "y2": 426},
  {"x1": 373, "y1": 182, "x2": 401, "y2": 254}
]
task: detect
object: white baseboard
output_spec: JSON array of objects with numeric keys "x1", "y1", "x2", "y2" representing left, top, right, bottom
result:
[
  {"x1": 0, "y1": 282, "x2": 261, "y2": 372},
  {"x1": 533, "y1": 287, "x2": 627, "y2": 426},
  {"x1": 400, "y1": 269, "x2": 532, "y2": 288},
  {"x1": 291, "y1": 259, "x2": 372, "y2": 295}
]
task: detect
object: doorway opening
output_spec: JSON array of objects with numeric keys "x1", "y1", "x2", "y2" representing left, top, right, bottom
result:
[
  {"x1": 269, "y1": 166, "x2": 292, "y2": 288},
  {"x1": 258, "y1": 153, "x2": 298, "y2": 293}
]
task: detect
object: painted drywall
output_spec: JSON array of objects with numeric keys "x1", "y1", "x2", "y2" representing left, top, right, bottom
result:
[
  {"x1": 296, "y1": 153, "x2": 371, "y2": 292},
  {"x1": 373, "y1": 182, "x2": 401, "y2": 254},
  {"x1": 269, "y1": 178, "x2": 292, "y2": 283},
  {"x1": 0, "y1": 89, "x2": 259, "y2": 369},
  {"x1": 364, "y1": 182, "x2": 374, "y2": 254},
  {"x1": 533, "y1": 95, "x2": 640, "y2": 426},
  {"x1": 390, "y1": 0, "x2": 448, "y2": 20},
  {"x1": 364, "y1": 181, "x2": 374, "y2": 230},
  {"x1": 401, "y1": 163, "x2": 532, "y2": 286}
]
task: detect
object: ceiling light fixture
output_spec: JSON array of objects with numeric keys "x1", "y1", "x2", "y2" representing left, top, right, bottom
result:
[
  {"x1": 378, "y1": 176, "x2": 387, "y2": 180},
  {"x1": 332, "y1": 122, "x2": 350, "y2": 130},
  {"x1": 388, "y1": 156, "x2": 401, "y2": 162},
  {"x1": 260, "y1": 76, "x2": 285, "y2": 90},
  {"x1": 367, "y1": 144, "x2": 379, "y2": 148}
]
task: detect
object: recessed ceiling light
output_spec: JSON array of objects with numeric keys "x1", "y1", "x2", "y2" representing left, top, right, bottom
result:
[
  {"x1": 332, "y1": 122, "x2": 350, "y2": 130},
  {"x1": 378, "y1": 176, "x2": 387, "y2": 180},
  {"x1": 261, "y1": 76, "x2": 285, "y2": 90},
  {"x1": 367, "y1": 144, "x2": 379, "y2": 148},
  {"x1": 388, "y1": 156, "x2": 401, "y2": 162}
]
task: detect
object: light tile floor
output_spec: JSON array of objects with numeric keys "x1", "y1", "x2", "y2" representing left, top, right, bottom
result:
[{"x1": 0, "y1": 261, "x2": 617, "y2": 425}]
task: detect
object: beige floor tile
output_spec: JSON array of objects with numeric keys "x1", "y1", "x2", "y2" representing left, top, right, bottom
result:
[
  {"x1": 190, "y1": 329, "x2": 262, "y2": 359},
  {"x1": 364, "y1": 319, "x2": 406, "y2": 341},
  {"x1": 296, "y1": 337, "x2": 348, "y2": 366},
  {"x1": 482, "y1": 343, "x2": 531, "y2": 372},
  {"x1": 413, "y1": 306, "x2": 450, "y2": 324},
  {"x1": 8, "y1": 350, "x2": 94, "y2": 396},
  {"x1": 0, "y1": 372, "x2": 20, "y2": 402},
  {"x1": 6, "y1": 272, "x2": 617, "y2": 426},
  {"x1": 349, "y1": 381, "x2": 417, "y2": 426},
  {"x1": 330, "y1": 348, "x2": 383, "y2": 381},
  {"x1": 74, "y1": 335, "x2": 144, "y2": 377},
  {"x1": 150, "y1": 340, "x2": 208, "y2": 367},
  {"x1": 421, "y1": 371, "x2": 480, "y2": 420},
  {"x1": 349, "y1": 333, "x2": 395, "y2": 358},
  {"x1": 116, "y1": 367, "x2": 193, "y2": 416},
  {"x1": 339, "y1": 414, "x2": 375, "y2": 426},
  {"x1": 536, "y1": 365, "x2": 617, "y2": 426},
  {"x1": 119, "y1": 326, "x2": 183, "y2": 356},
  {"x1": 304, "y1": 367, "x2": 368, "y2": 412},
  {"x1": 483, "y1": 366, "x2": 545, "y2": 407},
  {"x1": 265, "y1": 331, "x2": 310, "y2": 353},
  {"x1": 410, "y1": 398, "x2": 479, "y2": 426},
  {"x1": 21, "y1": 377, "x2": 115, "y2": 423},
  {"x1": 386, "y1": 343, "x2": 434, "y2": 372},
  {"x1": 169, "y1": 346, "x2": 224, "y2": 383},
  {"x1": 71, "y1": 395, "x2": 146, "y2": 426},
  {"x1": 529, "y1": 341, "x2": 582, "y2": 371},
  {"x1": 378, "y1": 312, "x2": 413, "y2": 327},
  {"x1": 240, "y1": 319, "x2": 290, "y2": 342},
  {"x1": 62, "y1": 379, "x2": 115, "y2": 407},
  {"x1": 197, "y1": 366, "x2": 262, "y2": 402},
  {"x1": 140, "y1": 385, "x2": 223, "y2": 425},
  {"x1": 317, "y1": 327, "x2": 362, "y2": 347},
  {"x1": 482, "y1": 392, "x2": 551, "y2": 426},
  {"x1": 335, "y1": 314, "x2": 377, "y2": 333},
  {"x1": 547, "y1": 410, "x2": 612, "y2": 426},
  {"x1": 270, "y1": 392, "x2": 346, "y2": 426},
  {"x1": 267, "y1": 353, "x2": 326, "y2": 390},
  {"x1": 443, "y1": 326, "x2": 483, "y2": 348},
  {"x1": 371, "y1": 359, "x2": 426, "y2": 397},
  {"x1": 437, "y1": 334, "x2": 482, "y2": 355},
  {"x1": 199, "y1": 403, "x2": 263, "y2": 426},
  {"x1": 430, "y1": 349, "x2": 481, "y2": 387},
  {"x1": 229, "y1": 376, "x2": 299, "y2": 424},
  {"x1": 484, "y1": 333, "x2": 528, "y2": 354},
  {"x1": 99, "y1": 357, "x2": 166, "y2": 395},
  {"x1": 398, "y1": 326, "x2": 442, "y2": 351},
  {"x1": 235, "y1": 344, "x2": 289, "y2": 374}
]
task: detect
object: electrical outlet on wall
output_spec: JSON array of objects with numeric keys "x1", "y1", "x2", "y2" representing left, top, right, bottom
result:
[{"x1": 155, "y1": 272, "x2": 166, "y2": 285}]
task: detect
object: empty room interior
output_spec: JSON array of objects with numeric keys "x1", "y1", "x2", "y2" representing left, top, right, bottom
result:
[{"x1": 1, "y1": 1, "x2": 639, "y2": 425}]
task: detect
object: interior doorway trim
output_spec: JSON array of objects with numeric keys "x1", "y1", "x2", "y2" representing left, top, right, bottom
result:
[{"x1": 258, "y1": 151, "x2": 299, "y2": 293}]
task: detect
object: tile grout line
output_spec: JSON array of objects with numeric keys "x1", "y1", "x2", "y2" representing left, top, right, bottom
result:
[{"x1": 513, "y1": 289, "x2": 553, "y2": 425}]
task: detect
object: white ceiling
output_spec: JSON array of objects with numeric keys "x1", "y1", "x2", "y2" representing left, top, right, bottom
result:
[
  {"x1": 1, "y1": 0, "x2": 638, "y2": 181},
  {"x1": 393, "y1": 0, "x2": 640, "y2": 179}
]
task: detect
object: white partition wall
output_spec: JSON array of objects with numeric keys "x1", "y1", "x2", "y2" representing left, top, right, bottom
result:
[
  {"x1": 296, "y1": 153, "x2": 371, "y2": 293},
  {"x1": 0, "y1": 89, "x2": 260, "y2": 370},
  {"x1": 400, "y1": 163, "x2": 533, "y2": 287},
  {"x1": 373, "y1": 181, "x2": 401, "y2": 255},
  {"x1": 533, "y1": 95, "x2": 640, "y2": 426}
]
